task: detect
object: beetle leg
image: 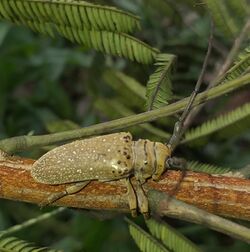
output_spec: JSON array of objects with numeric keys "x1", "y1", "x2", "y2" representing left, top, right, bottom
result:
[
  {"x1": 41, "y1": 181, "x2": 90, "y2": 207},
  {"x1": 125, "y1": 178, "x2": 137, "y2": 217},
  {"x1": 135, "y1": 181, "x2": 150, "y2": 219},
  {"x1": 152, "y1": 173, "x2": 162, "y2": 181}
]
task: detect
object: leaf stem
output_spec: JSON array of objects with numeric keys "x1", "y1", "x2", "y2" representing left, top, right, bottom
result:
[
  {"x1": 167, "y1": 20, "x2": 214, "y2": 150},
  {"x1": 182, "y1": 20, "x2": 250, "y2": 137},
  {"x1": 0, "y1": 207, "x2": 65, "y2": 238},
  {"x1": 0, "y1": 74, "x2": 250, "y2": 153},
  {"x1": 148, "y1": 190, "x2": 250, "y2": 243}
]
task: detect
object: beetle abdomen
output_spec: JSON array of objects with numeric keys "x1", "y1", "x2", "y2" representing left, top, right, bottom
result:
[{"x1": 31, "y1": 132, "x2": 134, "y2": 184}]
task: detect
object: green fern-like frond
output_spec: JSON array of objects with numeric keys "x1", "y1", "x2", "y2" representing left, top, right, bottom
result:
[
  {"x1": 187, "y1": 160, "x2": 232, "y2": 174},
  {"x1": 183, "y1": 102, "x2": 250, "y2": 143},
  {"x1": 146, "y1": 53, "x2": 176, "y2": 110},
  {"x1": 0, "y1": 0, "x2": 141, "y2": 33},
  {"x1": 56, "y1": 25, "x2": 158, "y2": 64},
  {"x1": 125, "y1": 218, "x2": 170, "y2": 252},
  {"x1": 146, "y1": 219, "x2": 201, "y2": 252},
  {"x1": 204, "y1": 0, "x2": 240, "y2": 38},
  {"x1": 221, "y1": 45, "x2": 250, "y2": 83},
  {"x1": 7, "y1": 17, "x2": 158, "y2": 64},
  {"x1": 0, "y1": 236, "x2": 61, "y2": 252},
  {"x1": 0, "y1": 0, "x2": 158, "y2": 64},
  {"x1": 103, "y1": 69, "x2": 146, "y2": 109}
]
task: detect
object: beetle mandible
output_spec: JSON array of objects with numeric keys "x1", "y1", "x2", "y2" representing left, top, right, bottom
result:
[{"x1": 31, "y1": 132, "x2": 172, "y2": 217}]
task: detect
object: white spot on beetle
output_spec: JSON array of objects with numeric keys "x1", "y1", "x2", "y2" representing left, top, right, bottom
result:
[
  {"x1": 111, "y1": 164, "x2": 119, "y2": 170},
  {"x1": 31, "y1": 132, "x2": 140, "y2": 185}
]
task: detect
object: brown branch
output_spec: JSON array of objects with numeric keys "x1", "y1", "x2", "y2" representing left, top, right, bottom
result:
[{"x1": 0, "y1": 155, "x2": 249, "y2": 221}]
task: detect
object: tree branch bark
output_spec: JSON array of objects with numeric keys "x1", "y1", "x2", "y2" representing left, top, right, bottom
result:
[{"x1": 0, "y1": 154, "x2": 249, "y2": 222}]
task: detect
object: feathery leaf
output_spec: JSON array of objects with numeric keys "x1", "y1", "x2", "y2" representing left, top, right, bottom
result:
[
  {"x1": 186, "y1": 160, "x2": 232, "y2": 174},
  {"x1": 183, "y1": 102, "x2": 250, "y2": 143},
  {"x1": 0, "y1": 236, "x2": 61, "y2": 252},
  {"x1": 146, "y1": 219, "x2": 201, "y2": 252},
  {"x1": 0, "y1": 0, "x2": 141, "y2": 33},
  {"x1": 146, "y1": 53, "x2": 176, "y2": 110},
  {"x1": 0, "y1": 0, "x2": 158, "y2": 64},
  {"x1": 3, "y1": 17, "x2": 158, "y2": 64},
  {"x1": 220, "y1": 45, "x2": 250, "y2": 84},
  {"x1": 57, "y1": 24, "x2": 159, "y2": 64},
  {"x1": 125, "y1": 218, "x2": 170, "y2": 252}
]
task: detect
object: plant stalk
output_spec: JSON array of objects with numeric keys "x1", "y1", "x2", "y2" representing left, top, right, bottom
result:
[{"x1": 0, "y1": 74, "x2": 250, "y2": 153}]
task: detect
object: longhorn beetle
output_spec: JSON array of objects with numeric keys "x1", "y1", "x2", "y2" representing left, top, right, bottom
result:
[{"x1": 31, "y1": 23, "x2": 213, "y2": 218}]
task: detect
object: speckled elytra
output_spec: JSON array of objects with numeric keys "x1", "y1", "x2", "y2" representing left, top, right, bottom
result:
[{"x1": 31, "y1": 132, "x2": 172, "y2": 217}]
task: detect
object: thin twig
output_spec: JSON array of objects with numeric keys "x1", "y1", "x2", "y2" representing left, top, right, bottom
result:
[
  {"x1": 148, "y1": 190, "x2": 250, "y2": 243},
  {"x1": 0, "y1": 207, "x2": 65, "y2": 238},
  {"x1": 0, "y1": 74, "x2": 250, "y2": 153},
  {"x1": 167, "y1": 20, "x2": 214, "y2": 150},
  {"x1": 182, "y1": 19, "x2": 250, "y2": 132}
]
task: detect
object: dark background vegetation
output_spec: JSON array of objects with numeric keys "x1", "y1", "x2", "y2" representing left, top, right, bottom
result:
[{"x1": 0, "y1": 0, "x2": 249, "y2": 251}]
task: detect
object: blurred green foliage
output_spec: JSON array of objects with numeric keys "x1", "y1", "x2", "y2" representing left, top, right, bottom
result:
[{"x1": 0, "y1": 0, "x2": 250, "y2": 251}]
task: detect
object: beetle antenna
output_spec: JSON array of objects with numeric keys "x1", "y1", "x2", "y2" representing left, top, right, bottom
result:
[{"x1": 167, "y1": 20, "x2": 214, "y2": 151}]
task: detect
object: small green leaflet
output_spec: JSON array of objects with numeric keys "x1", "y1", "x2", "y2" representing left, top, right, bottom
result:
[
  {"x1": 146, "y1": 219, "x2": 201, "y2": 252},
  {"x1": 146, "y1": 53, "x2": 176, "y2": 110}
]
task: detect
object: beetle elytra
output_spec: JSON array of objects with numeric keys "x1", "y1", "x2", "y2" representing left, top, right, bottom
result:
[{"x1": 31, "y1": 132, "x2": 172, "y2": 217}]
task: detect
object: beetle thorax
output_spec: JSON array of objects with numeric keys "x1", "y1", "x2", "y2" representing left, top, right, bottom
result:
[{"x1": 132, "y1": 140, "x2": 171, "y2": 183}]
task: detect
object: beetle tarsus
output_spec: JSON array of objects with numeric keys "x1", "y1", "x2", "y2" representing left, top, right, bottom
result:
[
  {"x1": 125, "y1": 178, "x2": 138, "y2": 217},
  {"x1": 135, "y1": 181, "x2": 150, "y2": 219},
  {"x1": 40, "y1": 181, "x2": 91, "y2": 207},
  {"x1": 40, "y1": 191, "x2": 68, "y2": 208}
]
